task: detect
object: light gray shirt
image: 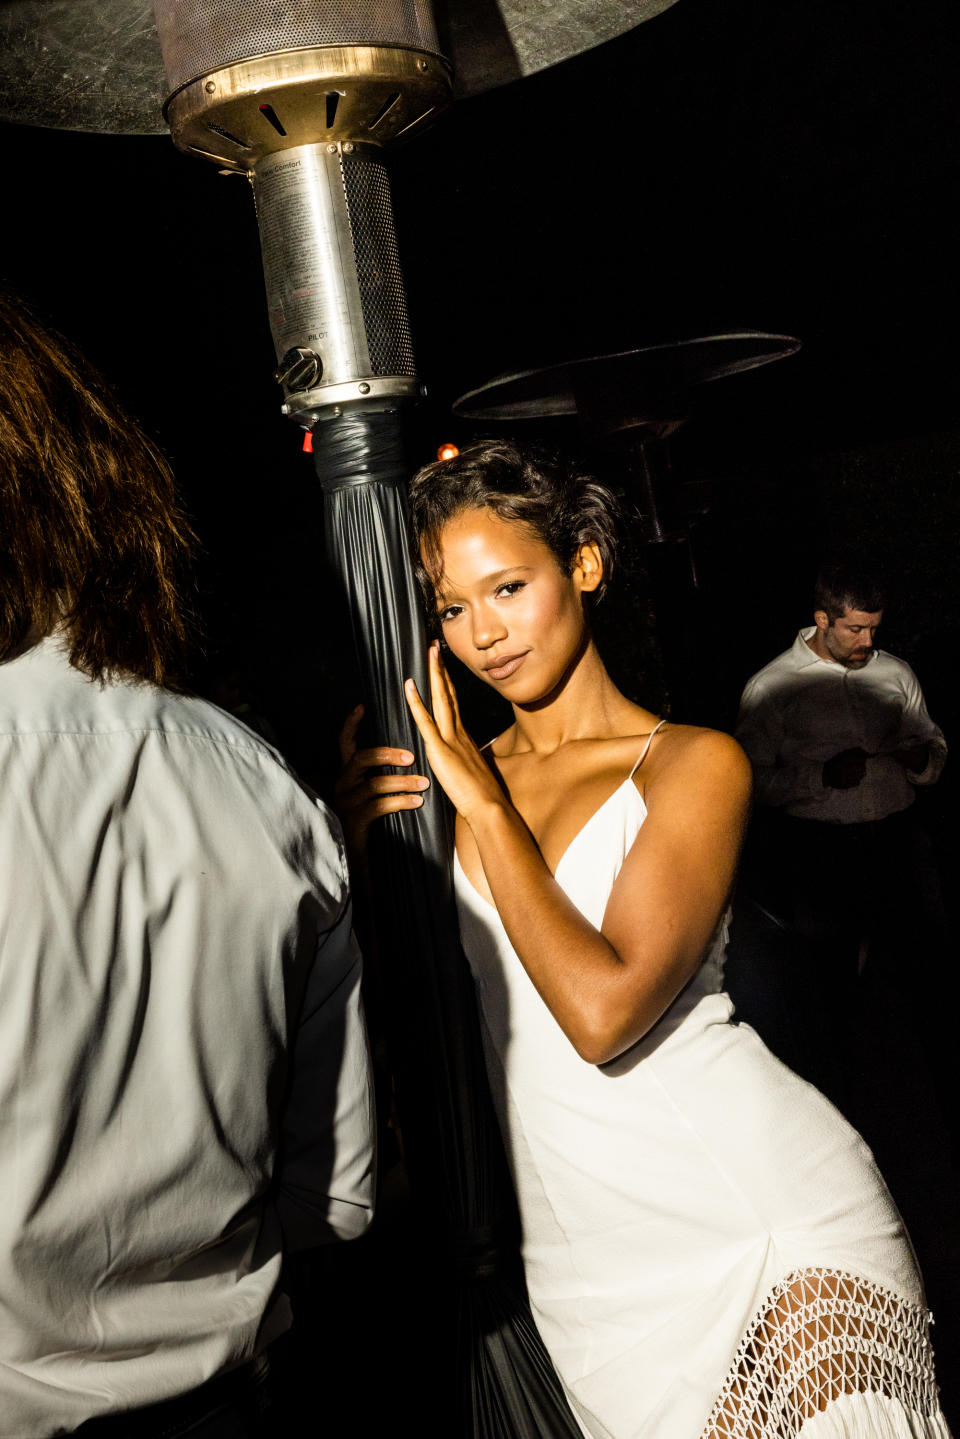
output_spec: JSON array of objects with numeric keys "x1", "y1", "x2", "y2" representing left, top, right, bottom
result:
[
  {"x1": 736, "y1": 627, "x2": 946, "y2": 822},
  {"x1": 0, "y1": 638, "x2": 375, "y2": 1436}
]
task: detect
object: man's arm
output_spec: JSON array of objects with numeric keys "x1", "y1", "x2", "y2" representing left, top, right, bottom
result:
[
  {"x1": 274, "y1": 900, "x2": 376, "y2": 1251},
  {"x1": 735, "y1": 679, "x2": 826, "y2": 808},
  {"x1": 891, "y1": 666, "x2": 947, "y2": 787}
]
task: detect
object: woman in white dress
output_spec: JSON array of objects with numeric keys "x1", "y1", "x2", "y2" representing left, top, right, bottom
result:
[{"x1": 338, "y1": 439, "x2": 950, "y2": 1438}]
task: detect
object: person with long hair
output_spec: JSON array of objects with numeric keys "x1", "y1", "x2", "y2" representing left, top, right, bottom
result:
[
  {"x1": 339, "y1": 439, "x2": 950, "y2": 1438},
  {"x1": 0, "y1": 295, "x2": 195, "y2": 686},
  {"x1": 0, "y1": 293, "x2": 375, "y2": 1438}
]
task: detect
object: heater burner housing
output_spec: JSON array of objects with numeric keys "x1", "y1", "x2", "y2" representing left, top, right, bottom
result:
[{"x1": 153, "y1": 0, "x2": 452, "y2": 420}]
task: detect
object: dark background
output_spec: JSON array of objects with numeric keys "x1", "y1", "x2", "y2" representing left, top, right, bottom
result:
[{"x1": 3, "y1": 0, "x2": 960, "y2": 1424}]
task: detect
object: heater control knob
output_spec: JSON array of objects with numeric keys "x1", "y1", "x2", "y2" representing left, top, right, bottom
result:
[{"x1": 274, "y1": 347, "x2": 322, "y2": 391}]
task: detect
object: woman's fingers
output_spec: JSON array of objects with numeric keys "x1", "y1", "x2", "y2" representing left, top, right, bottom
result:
[
  {"x1": 340, "y1": 788, "x2": 425, "y2": 858},
  {"x1": 338, "y1": 772, "x2": 428, "y2": 808},
  {"x1": 367, "y1": 772, "x2": 428, "y2": 794},
  {"x1": 338, "y1": 703, "x2": 415, "y2": 773},
  {"x1": 429, "y1": 642, "x2": 466, "y2": 743},
  {"x1": 334, "y1": 743, "x2": 416, "y2": 795},
  {"x1": 436, "y1": 647, "x2": 463, "y2": 728},
  {"x1": 338, "y1": 703, "x2": 364, "y2": 768},
  {"x1": 404, "y1": 675, "x2": 439, "y2": 742},
  {"x1": 426, "y1": 642, "x2": 452, "y2": 734},
  {"x1": 361, "y1": 791, "x2": 426, "y2": 819},
  {"x1": 336, "y1": 706, "x2": 428, "y2": 856},
  {"x1": 351, "y1": 744, "x2": 416, "y2": 771},
  {"x1": 407, "y1": 646, "x2": 464, "y2": 749}
]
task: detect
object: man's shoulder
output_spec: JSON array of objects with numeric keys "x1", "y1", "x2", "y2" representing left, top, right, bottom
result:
[
  {"x1": 0, "y1": 641, "x2": 324, "y2": 818},
  {"x1": 858, "y1": 647, "x2": 931, "y2": 706},
  {"x1": 0, "y1": 641, "x2": 346, "y2": 899},
  {"x1": 740, "y1": 634, "x2": 809, "y2": 698},
  {"x1": 119, "y1": 682, "x2": 287, "y2": 766},
  {"x1": 869, "y1": 646, "x2": 914, "y2": 677},
  {"x1": 1, "y1": 640, "x2": 282, "y2": 762}
]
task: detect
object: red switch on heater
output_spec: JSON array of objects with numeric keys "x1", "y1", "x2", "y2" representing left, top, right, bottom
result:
[{"x1": 302, "y1": 431, "x2": 314, "y2": 454}]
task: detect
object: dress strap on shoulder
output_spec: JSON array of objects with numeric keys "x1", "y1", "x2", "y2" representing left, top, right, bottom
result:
[{"x1": 627, "y1": 719, "x2": 667, "y2": 780}]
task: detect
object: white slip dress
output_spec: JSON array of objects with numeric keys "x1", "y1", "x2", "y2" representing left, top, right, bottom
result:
[{"x1": 453, "y1": 724, "x2": 952, "y2": 1439}]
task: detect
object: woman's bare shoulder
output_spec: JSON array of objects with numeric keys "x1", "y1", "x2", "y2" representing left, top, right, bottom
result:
[{"x1": 646, "y1": 723, "x2": 752, "y2": 793}]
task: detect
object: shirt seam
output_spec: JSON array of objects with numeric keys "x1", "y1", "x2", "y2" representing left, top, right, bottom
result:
[{"x1": 0, "y1": 727, "x2": 281, "y2": 760}]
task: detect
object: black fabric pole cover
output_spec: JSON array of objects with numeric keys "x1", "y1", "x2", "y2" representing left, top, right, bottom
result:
[{"x1": 313, "y1": 410, "x2": 584, "y2": 1438}]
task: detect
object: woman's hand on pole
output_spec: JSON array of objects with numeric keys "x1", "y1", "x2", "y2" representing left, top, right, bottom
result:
[
  {"x1": 334, "y1": 703, "x2": 429, "y2": 865},
  {"x1": 404, "y1": 643, "x2": 506, "y2": 825}
]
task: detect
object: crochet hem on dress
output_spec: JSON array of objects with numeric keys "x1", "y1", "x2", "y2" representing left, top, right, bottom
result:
[{"x1": 699, "y1": 1267, "x2": 949, "y2": 1439}]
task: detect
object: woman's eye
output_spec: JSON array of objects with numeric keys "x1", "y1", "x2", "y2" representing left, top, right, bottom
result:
[
  {"x1": 497, "y1": 581, "x2": 526, "y2": 598},
  {"x1": 437, "y1": 605, "x2": 463, "y2": 624}
]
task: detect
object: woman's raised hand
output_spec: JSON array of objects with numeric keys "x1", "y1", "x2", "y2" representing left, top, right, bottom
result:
[
  {"x1": 404, "y1": 643, "x2": 506, "y2": 824},
  {"x1": 334, "y1": 703, "x2": 430, "y2": 864}
]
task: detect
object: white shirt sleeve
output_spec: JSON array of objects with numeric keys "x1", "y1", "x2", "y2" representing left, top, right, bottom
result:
[
  {"x1": 735, "y1": 678, "x2": 826, "y2": 808},
  {"x1": 272, "y1": 900, "x2": 376, "y2": 1251},
  {"x1": 895, "y1": 664, "x2": 948, "y2": 787}
]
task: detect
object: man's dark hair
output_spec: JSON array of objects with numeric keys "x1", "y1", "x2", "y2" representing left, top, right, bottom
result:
[
  {"x1": 813, "y1": 564, "x2": 886, "y2": 623},
  {"x1": 409, "y1": 438, "x2": 622, "y2": 614},
  {"x1": 0, "y1": 292, "x2": 196, "y2": 686}
]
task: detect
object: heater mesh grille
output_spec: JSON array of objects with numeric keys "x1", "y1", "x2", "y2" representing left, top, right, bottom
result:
[
  {"x1": 343, "y1": 153, "x2": 415, "y2": 377},
  {"x1": 154, "y1": 1, "x2": 441, "y2": 95}
]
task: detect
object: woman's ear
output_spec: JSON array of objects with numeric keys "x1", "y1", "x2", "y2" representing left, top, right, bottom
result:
[{"x1": 573, "y1": 542, "x2": 604, "y2": 595}]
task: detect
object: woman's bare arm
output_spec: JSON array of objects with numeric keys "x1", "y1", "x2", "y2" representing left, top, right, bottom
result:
[
  {"x1": 470, "y1": 731, "x2": 750, "y2": 1061},
  {"x1": 407, "y1": 646, "x2": 752, "y2": 1064}
]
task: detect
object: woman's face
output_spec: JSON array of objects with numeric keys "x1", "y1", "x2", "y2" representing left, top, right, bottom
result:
[{"x1": 427, "y1": 506, "x2": 602, "y2": 704}]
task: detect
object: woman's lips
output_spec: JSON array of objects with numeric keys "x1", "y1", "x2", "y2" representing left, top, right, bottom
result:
[{"x1": 484, "y1": 653, "x2": 528, "y2": 681}]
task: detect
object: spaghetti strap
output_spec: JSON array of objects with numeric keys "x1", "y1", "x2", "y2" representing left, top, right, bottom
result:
[{"x1": 627, "y1": 718, "x2": 667, "y2": 780}]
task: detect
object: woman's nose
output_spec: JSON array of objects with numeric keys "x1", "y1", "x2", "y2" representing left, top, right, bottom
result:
[{"x1": 472, "y1": 607, "x2": 507, "y2": 650}]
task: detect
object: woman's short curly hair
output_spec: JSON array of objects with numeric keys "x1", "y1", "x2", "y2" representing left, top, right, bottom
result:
[{"x1": 409, "y1": 439, "x2": 622, "y2": 613}]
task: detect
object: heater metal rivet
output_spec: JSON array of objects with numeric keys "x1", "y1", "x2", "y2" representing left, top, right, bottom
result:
[
  {"x1": 343, "y1": 142, "x2": 354, "y2": 153},
  {"x1": 204, "y1": 81, "x2": 216, "y2": 93},
  {"x1": 281, "y1": 404, "x2": 290, "y2": 414},
  {"x1": 358, "y1": 383, "x2": 371, "y2": 394},
  {"x1": 327, "y1": 143, "x2": 337, "y2": 153}
]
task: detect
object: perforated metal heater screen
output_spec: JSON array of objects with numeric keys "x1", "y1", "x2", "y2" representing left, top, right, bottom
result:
[
  {"x1": 154, "y1": 0, "x2": 443, "y2": 94},
  {"x1": 253, "y1": 143, "x2": 416, "y2": 394},
  {"x1": 343, "y1": 151, "x2": 415, "y2": 377}
]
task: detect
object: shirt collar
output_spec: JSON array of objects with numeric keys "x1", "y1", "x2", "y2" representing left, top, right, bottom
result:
[{"x1": 792, "y1": 625, "x2": 880, "y2": 671}]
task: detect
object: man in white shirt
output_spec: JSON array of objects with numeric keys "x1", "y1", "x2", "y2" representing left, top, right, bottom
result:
[
  {"x1": 0, "y1": 295, "x2": 375, "y2": 1438},
  {"x1": 736, "y1": 571, "x2": 946, "y2": 828},
  {"x1": 734, "y1": 565, "x2": 947, "y2": 1092}
]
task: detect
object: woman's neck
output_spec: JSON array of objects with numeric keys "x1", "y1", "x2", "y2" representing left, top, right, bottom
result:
[{"x1": 506, "y1": 640, "x2": 640, "y2": 755}]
